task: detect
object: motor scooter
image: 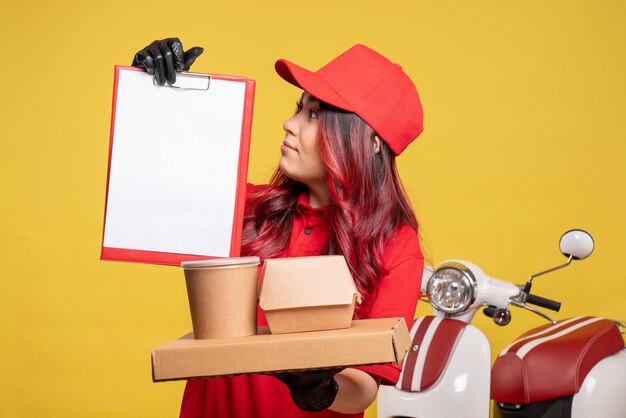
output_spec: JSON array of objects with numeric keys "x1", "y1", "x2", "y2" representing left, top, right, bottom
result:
[{"x1": 378, "y1": 229, "x2": 626, "y2": 418}]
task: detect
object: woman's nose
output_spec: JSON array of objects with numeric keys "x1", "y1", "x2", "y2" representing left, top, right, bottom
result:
[{"x1": 283, "y1": 114, "x2": 298, "y2": 136}]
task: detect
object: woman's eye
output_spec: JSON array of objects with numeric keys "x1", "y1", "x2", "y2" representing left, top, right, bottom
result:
[{"x1": 309, "y1": 109, "x2": 319, "y2": 120}]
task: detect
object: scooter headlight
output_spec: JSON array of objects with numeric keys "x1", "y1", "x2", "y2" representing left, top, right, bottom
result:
[{"x1": 427, "y1": 262, "x2": 477, "y2": 314}]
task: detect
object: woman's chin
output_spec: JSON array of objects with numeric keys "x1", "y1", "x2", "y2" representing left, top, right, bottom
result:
[{"x1": 278, "y1": 159, "x2": 294, "y2": 179}]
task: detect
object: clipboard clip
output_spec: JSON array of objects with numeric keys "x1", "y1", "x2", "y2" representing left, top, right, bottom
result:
[{"x1": 153, "y1": 72, "x2": 211, "y2": 91}]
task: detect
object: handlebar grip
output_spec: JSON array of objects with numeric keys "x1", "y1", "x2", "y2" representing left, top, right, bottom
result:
[{"x1": 526, "y1": 294, "x2": 561, "y2": 312}]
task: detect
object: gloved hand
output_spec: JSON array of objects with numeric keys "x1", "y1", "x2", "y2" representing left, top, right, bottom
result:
[
  {"x1": 132, "y1": 38, "x2": 204, "y2": 86},
  {"x1": 275, "y1": 368, "x2": 342, "y2": 412}
]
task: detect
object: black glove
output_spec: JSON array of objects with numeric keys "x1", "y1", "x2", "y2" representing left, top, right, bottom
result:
[
  {"x1": 275, "y1": 368, "x2": 342, "y2": 412},
  {"x1": 132, "y1": 38, "x2": 204, "y2": 86}
]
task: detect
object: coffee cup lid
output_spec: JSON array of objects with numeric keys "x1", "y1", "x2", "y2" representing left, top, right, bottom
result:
[{"x1": 181, "y1": 256, "x2": 260, "y2": 270}]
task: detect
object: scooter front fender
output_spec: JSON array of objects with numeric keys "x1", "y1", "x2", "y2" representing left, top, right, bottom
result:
[{"x1": 378, "y1": 323, "x2": 491, "y2": 418}]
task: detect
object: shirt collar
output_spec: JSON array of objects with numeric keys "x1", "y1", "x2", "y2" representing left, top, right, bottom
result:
[{"x1": 295, "y1": 192, "x2": 330, "y2": 221}]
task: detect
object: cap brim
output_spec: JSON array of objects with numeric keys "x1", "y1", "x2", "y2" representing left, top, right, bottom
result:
[{"x1": 275, "y1": 59, "x2": 352, "y2": 111}]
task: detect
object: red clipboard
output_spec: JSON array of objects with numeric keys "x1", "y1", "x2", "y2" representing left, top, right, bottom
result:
[{"x1": 101, "y1": 66, "x2": 255, "y2": 266}]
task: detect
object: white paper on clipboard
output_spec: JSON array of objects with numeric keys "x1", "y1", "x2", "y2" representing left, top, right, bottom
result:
[{"x1": 101, "y1": 66, "x2": 255, "y2": 265}]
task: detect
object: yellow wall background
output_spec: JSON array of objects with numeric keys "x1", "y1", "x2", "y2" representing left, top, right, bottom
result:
[{"x1": 1, "y1": 1, "x2": 624, "y2": 417}]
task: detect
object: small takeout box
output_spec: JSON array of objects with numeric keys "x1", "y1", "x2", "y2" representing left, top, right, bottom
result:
[
  {"x1": 151, "y1": 317, "x2": 411, "y2": 382},
  {"x1": 259, "y1": 255, "x2": 359, "y2": 334}
]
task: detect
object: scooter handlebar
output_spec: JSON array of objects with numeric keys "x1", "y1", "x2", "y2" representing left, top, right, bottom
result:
[{"x1": 525, "y1": 294, "x2": 561, "y2": 312}]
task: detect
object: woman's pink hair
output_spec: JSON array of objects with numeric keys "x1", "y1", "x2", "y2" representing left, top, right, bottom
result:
[{"x1": 241, "y1": 101, "x2": 418, "y2": 318}]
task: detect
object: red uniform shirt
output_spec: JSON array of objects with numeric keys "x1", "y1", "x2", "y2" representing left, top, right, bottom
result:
[{"x1": 180, "y1": 186, "x2": 424, "y2": 418}]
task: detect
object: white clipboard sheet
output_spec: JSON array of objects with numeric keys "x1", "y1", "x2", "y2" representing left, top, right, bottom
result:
[{"x1": 101, "y1": 66, "x2": 255, "y2": 266}]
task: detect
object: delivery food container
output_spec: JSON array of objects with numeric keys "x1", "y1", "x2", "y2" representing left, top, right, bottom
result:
[
  {"x1": 182, "y1": 256, "x2": 260, "y2": 339},
  {"x1": 151, "y1": 317, "x2": 412, "y2": 381},
  {"x1": 259, "y1": 255, "x2": 359, "y2": 334}
]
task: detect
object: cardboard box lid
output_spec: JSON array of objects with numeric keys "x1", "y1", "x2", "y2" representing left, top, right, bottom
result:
[
  {"x1": 151, "y1": 317, "x2": 411, "y2": 382},
  {"x1": 259, "y1": 255, "x2": 358, "y2": 310}
]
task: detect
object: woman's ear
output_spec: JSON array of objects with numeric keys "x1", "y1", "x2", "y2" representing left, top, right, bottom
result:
[{"x1": 373, "y1": 136, "x2": 381, "y2": 154}]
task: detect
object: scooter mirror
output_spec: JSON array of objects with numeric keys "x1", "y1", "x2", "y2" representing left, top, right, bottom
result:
[{"x1": 560, "y1": 229, "x2": 594, "y2": 260}]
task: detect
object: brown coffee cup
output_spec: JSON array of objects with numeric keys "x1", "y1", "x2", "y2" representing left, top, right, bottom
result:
[{"x1": 181, "y1": 256, "x2": 260, "y2": 339}]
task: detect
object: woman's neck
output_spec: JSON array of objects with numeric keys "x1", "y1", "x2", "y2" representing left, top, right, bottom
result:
[{"x1": 306, "y1": 183, "x2": 331, "y2": 208}]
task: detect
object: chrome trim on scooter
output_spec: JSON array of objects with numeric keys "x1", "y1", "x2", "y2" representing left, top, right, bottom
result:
[
  {"x1": 510, "y1": 300, "x2": 557, "y2": 324},
  {"x1": 426, "y1": 261, "x2": 478, "y2": 314}
]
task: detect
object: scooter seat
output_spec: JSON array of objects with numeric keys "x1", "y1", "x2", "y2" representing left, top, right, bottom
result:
[{"x1": 491, "y1": 316, "x2": 623, "y2": 405}]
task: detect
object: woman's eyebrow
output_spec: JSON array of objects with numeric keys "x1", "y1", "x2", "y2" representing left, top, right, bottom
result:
[{"x1": 302, "y1": 92, "x2": 320, "y2": 105}]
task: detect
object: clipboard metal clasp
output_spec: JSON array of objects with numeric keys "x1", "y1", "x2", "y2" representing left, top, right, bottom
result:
[{"x1": 153, "y1": 72, "x2": 211, "y2": 91}]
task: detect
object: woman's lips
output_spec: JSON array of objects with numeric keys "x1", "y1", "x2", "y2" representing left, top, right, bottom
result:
[{"x1": 281, "y1": 140, "x2": 297, "y2": 152}]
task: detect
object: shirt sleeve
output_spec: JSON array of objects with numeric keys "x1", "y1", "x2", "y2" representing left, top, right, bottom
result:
[{"x1": 353, "y1": 224, "x2": 424, "y2": 385}]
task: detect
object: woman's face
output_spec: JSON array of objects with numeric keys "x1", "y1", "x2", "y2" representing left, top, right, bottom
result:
[{"x1": 279, "y1": 92, "x2": 327, "y2": 187}]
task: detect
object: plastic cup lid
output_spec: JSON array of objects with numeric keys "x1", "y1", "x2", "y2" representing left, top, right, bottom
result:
[{"x1": 181, "y1": 256, "x2": 260, "y2": 270}]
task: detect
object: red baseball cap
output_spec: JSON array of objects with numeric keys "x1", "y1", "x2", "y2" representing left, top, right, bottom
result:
[{"x1": 275, "y1": 44, "x2": 424, "y2": 155}]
